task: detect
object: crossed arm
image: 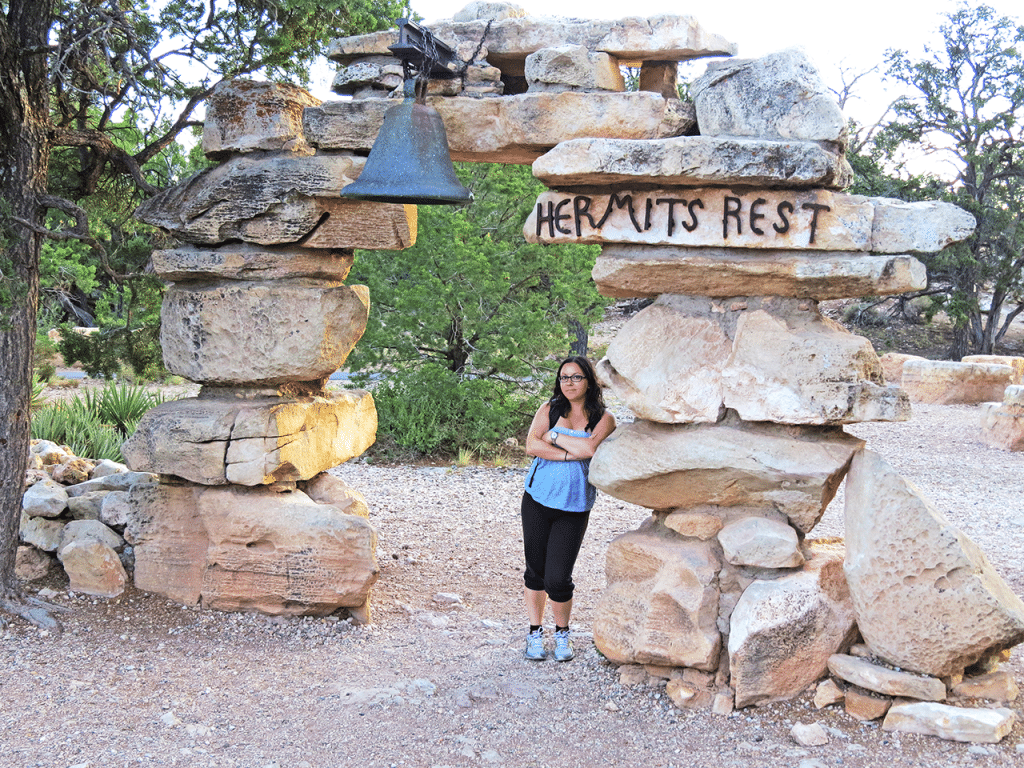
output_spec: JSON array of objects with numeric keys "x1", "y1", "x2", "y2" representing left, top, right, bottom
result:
[{"x1": 524, "y1": 403, "x2": 617, "y2": 461}]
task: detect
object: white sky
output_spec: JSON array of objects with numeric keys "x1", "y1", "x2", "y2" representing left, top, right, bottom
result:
[{"x1": 309, "y1": 0, "x2": 1022, "y2": 132}]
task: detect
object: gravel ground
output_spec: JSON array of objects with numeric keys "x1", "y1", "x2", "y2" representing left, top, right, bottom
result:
[{"x1": 3, "y1": 403, "x2": 1024, "y2": 768}]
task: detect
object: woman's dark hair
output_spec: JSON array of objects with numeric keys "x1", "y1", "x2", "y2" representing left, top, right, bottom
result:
[{"x1": 548, "y1": 356, "x2": 606, "y2": 432}]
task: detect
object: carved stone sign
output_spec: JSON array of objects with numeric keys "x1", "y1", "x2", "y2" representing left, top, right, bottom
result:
[{"x1": 524, "y1": 188, "x2": 872, "y2": 251}]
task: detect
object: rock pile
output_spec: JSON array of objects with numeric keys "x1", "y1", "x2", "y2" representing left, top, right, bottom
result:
[{"x1": 128, "y1": 79, "x2": 415, "y2": 620}]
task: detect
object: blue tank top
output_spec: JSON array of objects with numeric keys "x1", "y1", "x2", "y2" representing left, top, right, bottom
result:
[{"x1": 523, "y1": 426, "x2": 596, "y2": 512}]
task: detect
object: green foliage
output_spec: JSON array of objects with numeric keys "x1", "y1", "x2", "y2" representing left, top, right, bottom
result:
[
  {"x1": 33, "y1": 331, "x2": 59, "y2": 381},
  {"x1": 30, "y1": 375, "x2": 48, "y2": 412},
  {"x1": 370, "y1": 366, "x2": 529, "y2": 456},
  {"x1": 30, "y1": 382, "x2": 168, "y2": 461}
]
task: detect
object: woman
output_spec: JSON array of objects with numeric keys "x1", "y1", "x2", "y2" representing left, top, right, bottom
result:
[{"x1": 521, "y1": 356, "x2": 616, "y2": 661}]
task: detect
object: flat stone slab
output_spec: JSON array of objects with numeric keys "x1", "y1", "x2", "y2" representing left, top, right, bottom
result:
[
  {"x1": 882, "y1": 701, "x2": 1015, "y2": 743},
  {"x1": 303, "y1": 92, "x2": 694, "y2": 165},
  {"x1": 525, "y1": 189, "x2": 976, "y2": 254},
  {"x1": 152, "y1": 244, "x2": 355, "y2": 283},
  {"x1": 901, "y1": 360, "x2": 1013, "y2": 405},
  {"x1": 122, "y1": 392, "x2": 377, "y2": 487},
  {"x1": 827, "y1": 654, "x2": 947, "y2": 701},
  {"x1": 328, "y1": 14, "x2": 737, "y2": 75},
  {"x1": 592, "y1": 245, "x2": 927, "y2": 300},
  {"x1": 532, "y1": 136, "x2": 852, "y2": 189},
  {"x1": 589, "y1": 413, "x2": 863, "y2": 532}
]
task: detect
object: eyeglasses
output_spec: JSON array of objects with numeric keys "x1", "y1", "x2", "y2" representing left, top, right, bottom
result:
[{"x1": 559, "y1": 374, "x2": 586, "y2": 383}]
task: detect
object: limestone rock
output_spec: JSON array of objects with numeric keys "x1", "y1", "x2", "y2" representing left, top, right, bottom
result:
[
  {"x1": 59, "y1": 519, "x2": 124, "y2": 553},
  {"x1": 879, "y1": 352, "x2": 925, "y2": 385},
  {"x1": 882, "y1": 701, "x2": 1015, "y2": 743},
  {"x1": 844, "y1": 450, "x2": 1024, "y2": 676},
  {"x1": 718, "y1": 517, "x2": 804, "y2": 569},
  {"x1": 868, "y1": 198, "x2": 977, "y2": 254},
  {"x1": 52, "y1": 458, "x2": 93, "y2": 485},
  {"x1": 663, "y1": 509, "x2": 723, "y2": 540},
  {"x1": 592, "y1": 245, "x2": 927, "y2": 301},
  {"x1": 790, "y1": 722, "x2": 829, "y2": 747},
  {"x1": 953, "y1": 671, "x2": 1019, "y2": 703},
  {"x1": 525, "y1": 45, "x2": 625, "y2": 93},
  {"x1": 135, "y1": 153, "x2": 415, "y2": 251},
  {"x1": 128, "y1": 483, "x2": 379, "y2": 616},
  {"x1": 21, "y1": 478, "x2": 68, "y2": 518},
  {"x1": 151, "y1": 244, "x2": 355, "y2": 283},
  {"x1": 827, "y1": 654, "x2": 946, "y2": 701},
  {"x1": 962, "y1": 355, "x2": 1024, "y2": 385},
  {"x1": 67, "y1": 491, "x2": 107, "y2": 520},
  {"x1": 301, "y1": 473, "x2": 370, "y2": 518},
  {"x1": 330, "y1": 56, "x2": 404, "y2": 96},
  {"x1": 451, "y1": 1, "x2": 527, "y2": 22},
  {"x1": 331, "y1": 15, "x2": 737, "y2": 75},
  {"x1": 639, "y1": 61, "x2": 678, "y2": 99},
  {"x1": 15, "y1": 546, "x2": 53, "y2": 581},
  {"x1": 980, "y1": 389, "x2": 1024, "y2": 451},
  {"x1": 31, "y1": 439, "x2": 74, "y2": 466},
  {"x1": 598, "y1": 295, "x2": 908, "y2": 426},
  {"x1": 591, "y1": 414, "x2": 862, "y2": 531},
  {"x1": 19, "y1": 512, "x2": 64, "y2": 552},
  {"x1": 122, "y1": 392, "x2": 377, "y2": 487},
  {"x1": 592, "y1": 524, "x2": 721, "y2": 669},
  {"x1": 665, "y1": 679, "x2": 712, "y2": 710},
  {"x1": 90, "y1": 459, "x2": 128, "y2": 479},
  {"x1": 814, "y1": 679, "x2": 845, "y2": 708},
  {"x1": 728, "y1": 542, "x2": 857, "y2": 707},
  {"x1": 844, "y1": 687, "x2": 892, "y2": 721},
  {"x1": 202, "y1": 79, "x2": 320, "y2": 158},
  {"x1": 304, "y1": 92, "x2": 694, "y2": 165},
  {"x1": 711, "y1": 692, "x2": 734, "y2": 716},
  {"x1": 901, "y1": 360, "x2": 1012, "y2": 405},
  {"x1": 58, "y1": 540, "x2": 127, "y2": 598},
  {"x1": 692, "y1": 49, "x2": 846, "y2": 146},
  {"x1": 64, "y1": 471, "x2": 158, "y2": 497},
  {"x1": 533, "y1": 136, "x2": 852, "y2": 189},
  {"x1": 100, "y1": 491, "x2": 132, "y2": 528},
  {"x1": 160, "y1": 281, "x2": 369, "y2": 386}
]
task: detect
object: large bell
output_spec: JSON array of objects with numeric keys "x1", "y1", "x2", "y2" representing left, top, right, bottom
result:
[{"x1": 340, "y1": 89, "x2": 473, "y2": 206}]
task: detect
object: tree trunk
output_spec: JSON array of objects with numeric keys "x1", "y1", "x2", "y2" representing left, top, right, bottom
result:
[{"x1": 0, "y1": 1, "x2": 54, "y2": 609}]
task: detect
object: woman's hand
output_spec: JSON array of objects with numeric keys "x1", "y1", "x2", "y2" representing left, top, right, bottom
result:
[{"x1": 545, "y1": 429, "x2": 559, "y2": 445}]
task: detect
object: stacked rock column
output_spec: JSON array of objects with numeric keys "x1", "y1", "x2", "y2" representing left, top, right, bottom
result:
[
  {"x1": 524, "y1": 49, "x2": 984, "y2": 708},
  {"x1": 123, "y1": 80, "x2": 416, "y2": 620}
]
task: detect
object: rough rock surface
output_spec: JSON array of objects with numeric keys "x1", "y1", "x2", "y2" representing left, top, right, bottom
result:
[
  {"x1": 882, "y1": 701, "x2": 1016, "y2": 743},
  {"x1": 827, "y1": 654, "x2": 946, "y2": 701},
  {"x1": 304, "y1": 92, "x2": 695, "y2": 165},
  {"x1": 590, "y1": 414, "x2": 863, "y2": 532},
  {"x1": 728, "y1": 542, "x2": 857, "y2": 707},
  {"x1": 597, "y1": 294, "x2": 908, "y2": 425},
  {"x1": 717, "y1": 517, "x2": 804, "y2": 569},
  {"x1": 21, "y1": 478, "x2": 68, "y2": 518},
  {"x1": 878, "y1": 352, "x2": 925, "y2": 385},
  {"x1": 844, "y1": 450, "x2": 1024, "y2": 676},
  {"x1": 127, "y1": 483, "x2": 378, "y2": 617},
  {"x1": 691, "y1": 48, "x2": 847, "y2": 146},
  {"x1": 592, "y1": 245, "x2": 926, "y2": 300},
  {"x1": 532, "y1": 136, "x2": 852, "y2": 189},
  {"x1": 980, "y1": 385, "x2": 1024, "y2": 451},
  {"x1": 202, "y1": 79, "x2": 320, "y2": 158},
  {"x1": 57, "y1": 540, "x2": 127, "y2": 597},
  {"x1": 14, "y1": 545, "x2": 53, "y2": 581},
  {"x1": 592, "y1": 521, "x2": 720, "y2": 669},
  {"x1": 962, "y1": 354, "x2": 1024, "y2": 385},
  {"x1": 524, "y1": 45, "x2": 625, "y2": 92},
  {"x1": 151, "y1": 244, "x2": 355, "y2": 283},
  {"x1": 160, "y1": 281, "x2": 369, "y2": 386},
  {"x1": 901, "y1": 359, "x2": 1013, "y2": 405},
  {"x1": 122, "y1": 392, "x2": 377, "y2": 487}
]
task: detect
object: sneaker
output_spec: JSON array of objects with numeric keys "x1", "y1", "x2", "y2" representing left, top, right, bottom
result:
[
  {"x1": 553, "y1": 629, "x2": 574, "y2": 662},
  {"x1": 524, "y1": 628, "x2": 547, "y2": 661}
]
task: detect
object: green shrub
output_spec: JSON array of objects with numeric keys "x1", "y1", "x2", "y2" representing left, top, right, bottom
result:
[{"x1": 370, "y1": 366, "x2": 531, "y2": 457}]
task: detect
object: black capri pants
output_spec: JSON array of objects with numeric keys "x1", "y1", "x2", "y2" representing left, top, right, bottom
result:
[{"x1": 521, "y1": 491, "x2": 591, "y2": 603}]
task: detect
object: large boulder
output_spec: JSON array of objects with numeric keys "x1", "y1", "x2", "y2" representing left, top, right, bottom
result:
[
  {"x1": 202, "y1": 79, "x2": 320, "y2": 159},
  {"x1": 597, "y1": 295, "x2": 908, "y2": 425},
  {"x1": 980, "y1": 385, "x2": 1024, "y2": 452},
  {"x1": 122, "y1": 391, "x2": 377, "y2": 487},
  {"x1": 844, "y1": 450, "x2": 1024, "y2": 676},
  {"x1": 58, "y1": 540, "x2": 127, "y2": 598},
  {"x1": 127, "y1": 482, "x2": 379, "y2": 617},
  {"x1": 160, "y1": 280, "x2": 369, "y2": 386},
  {"x1": 728, "y1": 542, "x2": 857, "y2": 707},
  {"x1": 592, "y1": 521, "x2": 721, "y2": 669},
  {"x1": 901, "y1": 360, "x2": 1013, "y2": 405},
  {"x1": 525, "y1": 45, "x2": 625, "y2": 93},
  {"x1": 691, "y1": 49, "x2": 846, "y2": 146},
  {"x1": 533, "y1": 136, "x2": 852, "y2": 189},
  {"x1": 962, "y1": 354, "x2": 1024, "y2": 385},
  {"x1": 592, "y1": 246, "x2": 925, "y2": 301},
  {"x1": 878, "y1": 352, "x2": 926, "y2": 385},
  {"x1": 589, "y1": 413, "x2": 863, "y2": 532}
]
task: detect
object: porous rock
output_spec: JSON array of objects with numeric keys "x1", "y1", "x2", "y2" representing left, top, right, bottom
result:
[
  {"x1": 591, "y1": 414, "x2": 862, "y2": 532},
  {"x1": 159, "y1": 280, "x2": 369, "y2": 386},
  {"x1": 592, "y1": 523, "x2": 721, "y2": 669},
  {"x1": 122, "y1": 392, "x2": 377, "y2": 487},
  {"x1": 844, "y1": 450, "x2": 1024, "y2": 677},
  {"x1": 597, "y1": 294, "x2": 908, "y2": 425},
  {"x1": 128, "y1": 482, "x2": 378, "y2": 616},
  {"x1": 202, "y1": 79, "x2": 320, "y2": 158},
  {"x1": 728, "y1": 542, "x2": 857, "y2": 707},
  {"x1": 882, "y1": 701, "x2": 1015, "y2": 743}
]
